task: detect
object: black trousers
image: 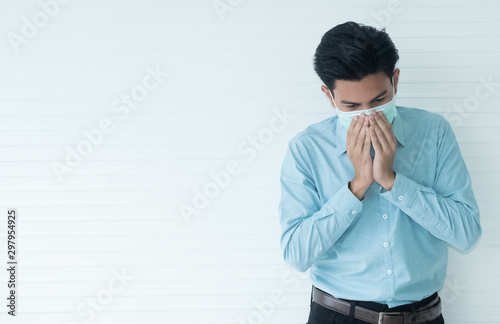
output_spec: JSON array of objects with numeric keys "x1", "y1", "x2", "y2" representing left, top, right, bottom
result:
[{"x1": 306, "y1": 286, "x2": 445, "y2": 324}]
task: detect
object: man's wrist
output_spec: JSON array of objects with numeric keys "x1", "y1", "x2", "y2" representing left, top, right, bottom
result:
[
  {"x1": 349, "y1": 177, "x2": 370, "y2": 200},
  {"x1": 379, "y1": 171, "x2": 396, "y2": 191}
]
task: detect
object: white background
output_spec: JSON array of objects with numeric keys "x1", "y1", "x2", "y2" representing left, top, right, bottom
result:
[{"x1": 0, "y1": 1, "x2": 499, "y2": 323}]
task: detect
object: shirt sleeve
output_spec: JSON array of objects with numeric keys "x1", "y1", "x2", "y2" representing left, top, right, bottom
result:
[
  {"x1": 279, "y1": 138, "x2": 363, "y2": 272},
  {"x1": 379, "y1": 116, "x2": 482, "y2": 252}
]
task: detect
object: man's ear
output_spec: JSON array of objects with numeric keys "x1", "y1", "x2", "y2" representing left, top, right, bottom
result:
[
  {"x1": 321, "y1": 85, "x2": 335, "y2": 106},
  {"x1": 393, "y1": 68, "x2": 400, "y2": 95}
]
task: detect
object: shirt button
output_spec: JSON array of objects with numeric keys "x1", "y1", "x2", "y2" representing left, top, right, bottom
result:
[
  {"x1": 382, "y1": 214, "x2": 388, "y2": 219},
  {"x1": 383, "y1": 242, "x2": 389, "y2": 248},
  {"x1": 387, "y1": 270, "x2": 392, "y2": 275},
  {"x1": 351, "y1": 210, "x2": 357, "y2": 214},
  {"x1": 388, "y1": 298, "x2": 393, "y2": 302},
  {"x1": 398, "y1": 195, "x2": 404, "y2": 200}
]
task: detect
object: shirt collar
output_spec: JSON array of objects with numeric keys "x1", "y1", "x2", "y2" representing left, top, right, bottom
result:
[{"x1": 334, "y1": 106, "x2": 406, "y2": 156}]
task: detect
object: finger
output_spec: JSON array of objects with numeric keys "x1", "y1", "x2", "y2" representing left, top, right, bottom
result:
[
  {"x1": 371, "y1": 113, "x2": 389, "y2": 151},
  {"x1": 347, "y1": 115, "x2": 357, "y2": 134},
  {"x1": 376, "y1": 110, "x2": 391, "y2": 127},
  {"x1": 352, "y1": 114, "x2": 365, "y2": 136},
  {"x1": 346, "y1": 116, "x2": 355, "y2": 148},
  {"x1": 370, "y1": 125, "x2": 382, "y2": 153},
  {"x1": 348, "y1": 114, "x2": 365, "y2": 149},
  {"x1": 348, "y1": 114, "x2": 363, "y2": 132},
  {"x1": 346, "y1": 115, "x2": 360, "y2": 147},
  {"x1": 374, "y1": 111, "x2": 396, "y2": 145},
  {"x1": 355, "y1": 117, "x2": 366, "y2": 149}
]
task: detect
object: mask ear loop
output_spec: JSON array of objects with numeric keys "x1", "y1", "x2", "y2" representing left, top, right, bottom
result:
[
  {"x1": 330, "y1": 90, "x2": 338, "y2": 109},
  {"x1": 391, "y1": 76, "x2": 398, "y2": 121},
  {"x1": 392, "y1": 77, "x2": 395, "y2": 98}
]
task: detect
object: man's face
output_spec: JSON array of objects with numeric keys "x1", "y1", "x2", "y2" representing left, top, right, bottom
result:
[{"x1": 323, "y1": 69, "x2": 400, "y2": 113}]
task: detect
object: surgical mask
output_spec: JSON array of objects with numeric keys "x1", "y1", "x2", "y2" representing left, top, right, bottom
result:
[{"x1": 330, "y1": 77, "x2": 398, "y2": 129}]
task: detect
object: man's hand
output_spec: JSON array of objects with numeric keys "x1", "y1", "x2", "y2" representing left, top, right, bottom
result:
[
  {"x1": 369, "y1": 110, "x2": 396, "y2": 191},
  {"x1": 346, "y1": 113, "x2": 373, "y2": 200}
]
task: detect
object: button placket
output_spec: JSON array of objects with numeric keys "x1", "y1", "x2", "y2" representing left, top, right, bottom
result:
[{"x1": 378, "y1": 184, "x2": 395, "y2": 297}]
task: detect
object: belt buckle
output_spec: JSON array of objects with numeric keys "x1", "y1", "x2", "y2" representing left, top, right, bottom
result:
[{"x1": 378, "y1": 311, "x2": 408, "y2": 324}]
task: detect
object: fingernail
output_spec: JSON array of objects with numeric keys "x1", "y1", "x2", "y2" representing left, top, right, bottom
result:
[{"x1": 353, "y1": 116, "x2": 358, "y2": 120}]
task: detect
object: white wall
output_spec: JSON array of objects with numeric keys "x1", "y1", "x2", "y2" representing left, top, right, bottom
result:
[{"x1": 0, "y1": 1, "x2": 498, "y2": 323}]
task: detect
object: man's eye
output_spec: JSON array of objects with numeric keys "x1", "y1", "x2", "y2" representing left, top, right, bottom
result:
[
  {"x1": 346, "y1": 104, "x2": 357, "y2": 108},
  {"x1": 375, "y1": 98, "x2": 384, "y2": 102}
]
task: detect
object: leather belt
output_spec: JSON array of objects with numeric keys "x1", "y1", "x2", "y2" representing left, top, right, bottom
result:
[{"x1": 312, "y1": 286, "x2": 442, "y2": 324}]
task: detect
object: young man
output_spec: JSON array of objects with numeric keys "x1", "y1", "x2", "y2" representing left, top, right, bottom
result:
[{"x1": 278, "y1": 21, "x2": 482, "y2": 324}]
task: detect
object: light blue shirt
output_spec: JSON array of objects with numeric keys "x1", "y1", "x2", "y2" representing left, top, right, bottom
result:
[{"x1": 278, "y1": 105, "x2": 482, "y2": 308}]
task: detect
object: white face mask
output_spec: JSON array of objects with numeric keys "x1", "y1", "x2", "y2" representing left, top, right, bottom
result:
[{"x1": 330, "y1": 77, "x2": 398, "y2": 129}]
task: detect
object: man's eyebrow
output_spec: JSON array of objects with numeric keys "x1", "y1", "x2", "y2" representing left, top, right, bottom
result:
[{"x1": 340, "y1": 90, "x2": 388, "y2": 105}]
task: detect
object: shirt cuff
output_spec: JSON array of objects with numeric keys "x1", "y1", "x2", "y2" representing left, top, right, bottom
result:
[
  {"x1": 379, "y1": 172, "x2": 418, "y2": 208},
  {"x1": 325, "y1": 181, "x2": 364, "y2": 222}
]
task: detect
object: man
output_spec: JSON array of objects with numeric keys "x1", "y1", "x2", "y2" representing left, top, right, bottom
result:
[{"x1": 278, "y1": 21, "x2": 482, "y2": 324}]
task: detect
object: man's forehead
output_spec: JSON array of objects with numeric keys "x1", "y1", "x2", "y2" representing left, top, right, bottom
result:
[{"x1": 333, "y1": 73, "x2": 391, "y2": 100}]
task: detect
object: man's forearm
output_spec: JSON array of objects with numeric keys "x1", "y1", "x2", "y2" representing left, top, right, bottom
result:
[{"x1": 379, "y1": 171, "x2": 482, "y2": 252}]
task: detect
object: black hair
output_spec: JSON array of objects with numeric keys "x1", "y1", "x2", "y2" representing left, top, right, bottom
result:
[{"x1": 313, "y1": 21, "x2": 399, "y2": 96}]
